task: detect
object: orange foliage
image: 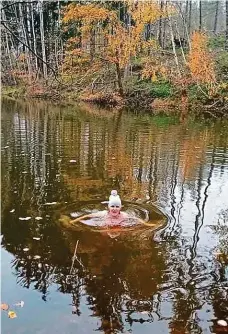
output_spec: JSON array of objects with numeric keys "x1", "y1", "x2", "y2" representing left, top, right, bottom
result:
[
  {"x1": 141, "y1": 58, "x2": 168, "y2": 82},
  {"x1": 188, "y1": 32, "x2": 216, "y2": 87},
  {"x1": 62, "y1": 2, "x2": 165, "y2": 69},
  {"x1": 62, "y1": 3, "x2": 116, "y2": 24}
]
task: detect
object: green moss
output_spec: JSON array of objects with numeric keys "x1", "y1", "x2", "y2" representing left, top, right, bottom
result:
[{"x1": 125, "y1": 78, "x2": 173, "y2": 99}]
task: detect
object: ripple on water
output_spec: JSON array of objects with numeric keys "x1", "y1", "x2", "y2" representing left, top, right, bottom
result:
[{"x1": 57, "y1": 200, "x2": 167, "y2": 233}]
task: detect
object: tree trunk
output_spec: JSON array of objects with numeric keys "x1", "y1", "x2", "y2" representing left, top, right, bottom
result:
[
  {"x1": 39, "y1": 0, "x2": 47, "y2": 78},
  {"x1": 225, "y1": 0, "x2": 228, "y2": 50},
  {"x1": 185, "y1": 0, "x2": 189, "y2": 36},
  {"x1": 174, "y1": 19, "x2": 186, "y2": 64},
  {"x1": 199, "y1": 0, "x2": 202, "y2": 31},
  {"x1": 30, "y1": 0, "x2": 38, "y2": 71},
  {"x1": 115, "y1": 60, "x2": 124, "y2": 96},
  {"x1": 158, "y1": 0, "x2": 164, "y2": 47},
  {"x1": 167, "y1": 7, "x2": 181, "y2": 77},
  {"x1": 188, "y1": 0, "x2": 192, "y2": 35},
  {"x1": 213, "y1": 1, "x2": 219, "y2": 34},
  {"x1": 19, "y1": 3, "x2": 32, "y2": 80},
  {"x1": 90, "y1": 27, "x2": 95, "y2": 61}
]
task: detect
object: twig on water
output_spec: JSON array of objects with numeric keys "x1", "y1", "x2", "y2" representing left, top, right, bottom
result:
[{"x1": 70, "y1": 240, "x2": 84, "y2": 274}]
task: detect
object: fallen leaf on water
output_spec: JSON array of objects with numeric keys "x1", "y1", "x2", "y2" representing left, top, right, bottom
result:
[
  {"x1": 44, "y1": 202, "x2": 57, "y2": 205},
  {"x1": 1, "y1": 303, "x2": 9, "y2": 311},
  {"x1": 14, "y1": 301, "x2": 24, "y2": 308},
  {"x1": 10, "y1": 209, "x2": 15, "y2": 213},
  {"x1": 8, "y1": 311, "x2": 17, "y2": 318},
  {"x1": 217, "y1": 320, "x2": 228, "y2": 326}
]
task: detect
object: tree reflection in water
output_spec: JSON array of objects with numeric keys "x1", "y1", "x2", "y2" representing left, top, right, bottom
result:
[
  {"x1": 2, "y1": 214, "x2": 167, "y2": 332},
  {"x1": 1, "y1": 98, "x2": 228, "y2": 333}
]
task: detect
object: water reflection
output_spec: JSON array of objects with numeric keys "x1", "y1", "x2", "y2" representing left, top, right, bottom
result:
[{"x1": 1, "y1": 98, "x2": 228, "y2": 333}]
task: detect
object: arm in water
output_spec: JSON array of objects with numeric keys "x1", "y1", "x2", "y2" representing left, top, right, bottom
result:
[{"x1": 70, "y1": 212, "x2": 104, "y2": 224}]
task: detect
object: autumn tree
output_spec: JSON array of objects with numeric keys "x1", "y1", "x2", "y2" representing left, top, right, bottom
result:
[
  {"x1": 188, "y1": 31, "x2": 216, "y2": 95},
  {"x1": 62, "y1": 1, "x2": 165, "y2": 96}
]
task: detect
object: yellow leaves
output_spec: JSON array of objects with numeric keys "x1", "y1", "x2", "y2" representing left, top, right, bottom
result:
[
  {"x1": 62, "y1": 2, "x2": 166, "y2": 71},
  {"x1": 142, "y1": 39, "x2": 159, "y2": 50},
  {"x1": 2, "y1": 303, "x2": 17, "y2": 319},
  {"x1": 62, "y1": 4, "x2": 116, "y2": 24},
  {"x1": 1, "y1": 303, "x2": 9, "y2": 311},
  {"x1": 8, "y1": 311, "x2": 17, "y2": 319},
  {"x1": 141, "y1": 60, "x2": 168, "y2": 81},
  {"x1": 2, "y1": 301, "x2": 24, "y2": 320},
  {"x1": 188, "y1": 32, "x2": 216, "y2": 86},
  {"x1": 151, "y1": 73, "x2": 158, "y2": 82},
  {"x1": 130, "y1": 2, "x2": 165, "y2": 25}
]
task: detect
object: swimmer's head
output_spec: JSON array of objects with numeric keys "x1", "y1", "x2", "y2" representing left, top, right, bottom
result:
[{"x1": 108, "y1": 190, "x2": 122, "y2": 209}]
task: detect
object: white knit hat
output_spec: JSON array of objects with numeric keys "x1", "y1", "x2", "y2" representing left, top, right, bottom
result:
[{"x1": 108, "y1": 190, "x2": 122, "y2": 207}]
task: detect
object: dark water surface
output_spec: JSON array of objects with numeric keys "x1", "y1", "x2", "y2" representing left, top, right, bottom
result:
[{"x1": 1, "y1": 99, "x2": 228, "y2": 334}]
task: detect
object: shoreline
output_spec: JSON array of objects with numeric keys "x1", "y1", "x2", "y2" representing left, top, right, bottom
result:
[{"x1": 2, "y1": 84, "x2": 227, "y2": 119}]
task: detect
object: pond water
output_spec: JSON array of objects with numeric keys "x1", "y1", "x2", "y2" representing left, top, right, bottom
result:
[{"x1": 1, "y1": 98, "x2": 228, "y2": 334}]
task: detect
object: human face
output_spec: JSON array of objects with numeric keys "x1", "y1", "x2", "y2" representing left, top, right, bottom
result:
[{"x1": 108, "y1": 205, "x2": 121, "y2": 217}]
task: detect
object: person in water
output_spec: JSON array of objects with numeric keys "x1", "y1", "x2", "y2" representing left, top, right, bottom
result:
[{"x1": 69, "y1": 190, "x2": 142, "y2": 227}]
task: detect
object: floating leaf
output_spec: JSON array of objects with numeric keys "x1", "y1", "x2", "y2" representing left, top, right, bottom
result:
[
  {"x1": 10, "y1": 209, "x2": 15, "y2": 213},
  {"x1": 217, "y1": 320, "x2": 228, "y2": 326},
  {"x1": 44, "y1": 202, "x2": 57, "y2": 205},
  {"x1": 8, "y1": 311, "x2": 17, "y2": 318},
  {"x1": 19, "y1": 217, "x2": 31, "y2": 221},
  {"x1": 1, "y1": 303, "x2": 9, "y2": 311},
  {"x1": 14, "y1": 301, "x2": 24, "y2": 308}
]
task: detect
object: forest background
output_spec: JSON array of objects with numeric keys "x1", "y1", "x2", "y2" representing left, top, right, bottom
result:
[{"x1": 1, "y1": 0, "x2": 228, "y2": 117}]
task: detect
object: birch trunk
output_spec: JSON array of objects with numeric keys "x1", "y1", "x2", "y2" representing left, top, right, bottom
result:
[
  {"x1": 39, "y1": 0, "x2": 47, "y2": 78},
  {"x1": 167, "y1": 7, "x2": 181, "y2": 77},
  {"x1": 188, "y1": 0, "x2": 192, "y2": 35},
  {"x1": 30, "y1": 0, "x2": 38, "y2": 71},
  {"x1": 19, "y1": 3, "x2": 32, "y2": 79}
]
